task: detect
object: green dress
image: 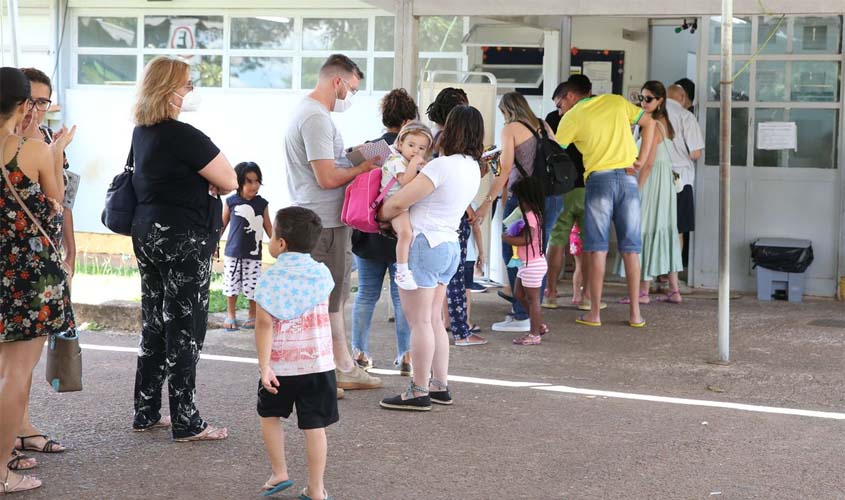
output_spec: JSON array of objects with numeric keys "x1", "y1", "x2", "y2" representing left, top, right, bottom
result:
[{"x1": 618, "y1": 123, "x2": 684, "y2": 281}]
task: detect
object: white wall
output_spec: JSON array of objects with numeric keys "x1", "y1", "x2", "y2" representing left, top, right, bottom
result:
[
  {"x1": 571, "y1": 17, "x2": 649, "y2": 91},
  {"x1": 649, "y1": 24, "x2": 699, "y2": 86},
  {"x1": 0, "y1": 9, "x2": 52, "y2": 69},
  {"x1": 64, "y1": 89, "x2": 389, "y2": 233}
]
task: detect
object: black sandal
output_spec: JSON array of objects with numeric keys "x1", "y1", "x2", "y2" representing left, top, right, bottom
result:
[
  {"x1": 16, "y1": 434, "x2": 65, "y2": 454},
  {"x1": 7, "y1": 450, "x2": 36, "y2": 471}
]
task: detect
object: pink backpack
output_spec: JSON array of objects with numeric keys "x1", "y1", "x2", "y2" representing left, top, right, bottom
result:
[{"x1": 341, "y1": 170, "x2": 397, "y2": 233}]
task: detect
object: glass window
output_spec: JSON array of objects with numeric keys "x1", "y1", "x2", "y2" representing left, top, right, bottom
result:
[
  {"x1": 756, "y1": 61, "x2": 787, "y2": 101},
  {"x1": 78, "y1": 17, "x2": 137, "y2": 48},
  {"x1": 418, "y1": 57, "x2": 462, "y2": 78},
  {"x1": 78, "y1": 55, "x2": 137, "y2": 85},
  {"x1": 708, "y1": 16, "x2": 752, "y2": 55},
  {"x1": 419, "y1": 16, "x2": 464, "y2": 52},
  {"x1": 374, "y1": 57, "x2": 394, "y2": 91},
  {"x1": 231, "y1": 17, "x2": 294, "y2": 50},
  {"x1": 707, "y1": 60, "x2": 750, "y2": 101},
  {"x1": 788, "y1": 109, "x2": 839, "y2": 168},
  {"x1": 375, "y1": 17, "x2": 395, "y2": 52},
  {"x1": 230, "y1": 57, "x2": 292, "y2": 89},
  {"x1": 302, "y1": 18, "x2": 368, "y2": 51},
  {"x1": 793, "y1": 17, "x2": 842, "y2": 54},
  {"x1": 143, "y1": 54, "x2": 222, "y2": 87},
  {"x1": 754, "y1": 108, "x2": 787, "y2": 166},
  {"x1": 791, "y1": 61, "x2": 840, "y2": 102},
  {"x1": 144, "y1": 16, "x2": 224, "y2": 50},
  {"x1": 301, "y1": 57, "x2": 367, "y2": 89},
  {"x1": 757, "y1": 16, "x2": 788, "y2": 54},
  {"x1": 705, "y1": 108, "x2": 749, "y2": 166}
]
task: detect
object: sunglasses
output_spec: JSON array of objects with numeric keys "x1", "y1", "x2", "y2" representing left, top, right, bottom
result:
[{"x1": 637, "y1": 95, "x2": 657, "y2": 104}]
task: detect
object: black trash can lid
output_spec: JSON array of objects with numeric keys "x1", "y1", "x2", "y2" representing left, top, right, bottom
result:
[{"x1": 753, "y1": 238, "x2": 812, "y2": 249}]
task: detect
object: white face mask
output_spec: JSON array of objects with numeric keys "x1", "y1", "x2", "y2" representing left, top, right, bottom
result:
[
  {"x1": 333, "y1": 84, "x2": 353, "y2": 113},
  {"x1": 172, "y1": 90, "x2": 202, "y2": 112}
]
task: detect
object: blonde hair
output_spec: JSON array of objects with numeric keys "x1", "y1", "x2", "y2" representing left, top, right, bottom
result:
[
  {"x1": 396, "y1": 121, "x2": 434, "y2": 157},
  {"x1": 498, "y1": 92, "x2": 541, "y2": 130},
  {"x1": 133, "y1": 56, "x2": 190, "y2": 126}
]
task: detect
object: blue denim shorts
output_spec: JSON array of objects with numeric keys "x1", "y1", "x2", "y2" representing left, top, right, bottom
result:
[
  {"x1": 583, "y1": 169, "x2": 642, "y2": 253},
  {"x1": 409, "y1": 234, "x2": 461, "y2": 289}
]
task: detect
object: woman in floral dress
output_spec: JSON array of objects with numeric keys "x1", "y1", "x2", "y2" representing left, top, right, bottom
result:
[{"x1": 0, "y1": 67, "x2": 75, "y2": 494}]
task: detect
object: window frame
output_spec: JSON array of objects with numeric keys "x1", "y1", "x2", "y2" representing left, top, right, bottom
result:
[
  {"x1": 702, "y1": 15, "x2": 844, "y2": 169},
  {"x1": 71, "y1": 9, "x2": 469, "y2": 94}
]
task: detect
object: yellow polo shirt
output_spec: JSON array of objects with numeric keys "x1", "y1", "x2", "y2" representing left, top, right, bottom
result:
[{"x1": 555, "y1": 94, "x2": 644, "y2": 180}]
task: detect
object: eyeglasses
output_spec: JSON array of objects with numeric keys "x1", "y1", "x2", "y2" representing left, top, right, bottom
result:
[
  {"x1": 637, "y1": 95, "x2": 657, "y2": 104},
  {"x1": 340, "y1": 78, "x2": 359, "y2": 96},
  {"x1": 29, "y1": 98, "x2": 52, "y2": 112}
]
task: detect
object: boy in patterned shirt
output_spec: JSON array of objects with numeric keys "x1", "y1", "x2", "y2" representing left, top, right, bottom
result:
[{"x1": 254, "y1": 207, "x2": 338, "y2": 500}]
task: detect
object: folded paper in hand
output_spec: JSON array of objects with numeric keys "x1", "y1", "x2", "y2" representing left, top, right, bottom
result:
[{"x1": 345, "y1": 139, "x2": 391, "y2": 167}]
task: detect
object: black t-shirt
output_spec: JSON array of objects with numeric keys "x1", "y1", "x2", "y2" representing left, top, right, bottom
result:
[
  {"x1": 545, "y1": 110, "x2": 562, "y2": 135},
  {"x1": 132, "y1": 120, "x2": 221, "y2": 232},
  {"x1": 351, "y1": 131, "x2": 401, "y2": 263}
]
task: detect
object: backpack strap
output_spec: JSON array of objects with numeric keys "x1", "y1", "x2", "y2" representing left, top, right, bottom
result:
[
  {"x1": 512, "y1": 120, "x2": 545, "y2": 180},
  {"x1": 371, "y1": 176, "x2": 397, "y2": 209}
]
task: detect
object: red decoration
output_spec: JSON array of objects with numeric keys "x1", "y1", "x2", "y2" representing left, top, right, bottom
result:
[
  {"x1": 603, "y1": 50, "x2": 610, "y2": 56},
  {"x1": 571, "y1": 47, "x2": 579, "y2": 56}
]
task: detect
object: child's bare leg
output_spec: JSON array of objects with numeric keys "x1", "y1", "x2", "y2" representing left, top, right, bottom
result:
[
  {"x1": 391, "y1": 212, "x2": 413, "y2": 265},
  {"x1": 572, "y1": 254, "x2": 584, "y2": 303},
  {"x1": 524, "y1": 286, "x2": 543, "y2": 336},
  {"x1": 260, "y1": 417, "x2": 289, "y2": 486},
  {"x1": 303, "y1": 427, "x2": 328, "y2": 500},
  {"x1": 248, "y1": 299, "x2": 257, "y2": 319},
  {"x1": 226, "y1": 296, "x2": 237, "y2": 321}
]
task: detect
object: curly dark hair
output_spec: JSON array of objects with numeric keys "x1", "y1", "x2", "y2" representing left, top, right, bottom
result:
[
  {"x1": 426, "y1": 87, "x2": 468, "y2": 126},
  {"x1": 380, "y1": 88, "x2": 419, "y2": 129},
  {"x1": 438, "y1": 105, "x2": 484, "y2": 161}
]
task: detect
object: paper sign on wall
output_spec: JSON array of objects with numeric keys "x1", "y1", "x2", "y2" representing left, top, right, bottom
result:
[
  {"x1": 582, "y1": 61, "x2": 614, "y2": 95},
  {"x1": 757, "y1": 122, "x2": 797, "y2": 151}
]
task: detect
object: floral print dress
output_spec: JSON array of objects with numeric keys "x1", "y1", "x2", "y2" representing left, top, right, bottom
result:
[{"x1": 0, "y1": 137, "x2": 74, "y2": 342}]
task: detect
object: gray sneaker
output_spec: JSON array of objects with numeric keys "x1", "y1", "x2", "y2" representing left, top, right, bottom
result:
[{"x1": 336, "y1": 366, "x2": 383, "y2": 390}]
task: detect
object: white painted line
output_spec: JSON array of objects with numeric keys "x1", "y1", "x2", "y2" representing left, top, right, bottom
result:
[
  {"x1": 533, "y1": 385, "x2": 845, "y2": 420},
  {"x1": 80, "y1": 343, "x2": 845, "y2": 421}
]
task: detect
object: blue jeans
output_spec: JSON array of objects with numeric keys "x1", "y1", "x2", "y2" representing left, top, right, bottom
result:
[
  {"x1": 501, "y1": 194, "x2": 564, "y2": 320},
  {"x1": 583, "y1": 169, "x2": 642, "y2": 253},
  {"x1": 351, "y1": 256, "x2": 411, "y2": 365}
]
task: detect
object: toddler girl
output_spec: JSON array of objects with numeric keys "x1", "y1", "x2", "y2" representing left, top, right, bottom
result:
[
  {"x1": 380, "y1": 121, "x2": 434, "y2": 290},
  {"x1": 502, "y1": 177, "x2": 547, "y2": 345}
]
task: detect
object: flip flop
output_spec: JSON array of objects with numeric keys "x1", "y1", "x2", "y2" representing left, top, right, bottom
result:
[
  {"x1": 299, "y1": 487, "x2": 333, "y2": 500},
  {"x1": 223, "y1": 318, "x2": 238, "y2": 332},
  {"x1": 15, "y1": 434, "x2": 65, "y2": 453},
  {"x1": 575, "y1": 316, "x2": 601, "y2": 327},
  {"x1": 241, "y1": 318, "x2": 256, "y2": 329},
  {"x1": 469, "y1": 324, "x2": 482, "y2": 334},
  {"x1": 577, "y1": 301, "x2": 608, "y2": 311},
  {"x1": 132, "y1": 416, "x2": 171, "y2": 432},
  {"x1": 628, "y1": 320, "x2": 647, "y2": 328},
  {"x1": 262, "y1": 479, "x2": 294, "y2": 497},
  {"x1": 173, "y1": 425, "x2": 228, "y2": 442},
  {"x1": 7, "y1": 450, "x2": 37, "y2": 471}
]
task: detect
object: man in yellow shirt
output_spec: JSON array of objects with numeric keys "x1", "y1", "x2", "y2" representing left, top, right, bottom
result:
[{"x1": 555, "y1": 75, "x2": 657, "y2": 328}]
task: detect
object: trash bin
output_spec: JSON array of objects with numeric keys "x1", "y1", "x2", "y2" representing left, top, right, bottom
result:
[{"x1": 751, "y1": 238, "x2": 813, "y2": 303}]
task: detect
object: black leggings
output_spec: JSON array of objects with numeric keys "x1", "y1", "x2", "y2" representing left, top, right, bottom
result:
[{"x1": 131, "y1": 223, "x2": 216, "y2": 438}]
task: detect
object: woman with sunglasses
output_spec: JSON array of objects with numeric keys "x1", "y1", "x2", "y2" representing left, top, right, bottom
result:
[{"x1": 616, "y1": 81, "x2": 684, "y2": 304}]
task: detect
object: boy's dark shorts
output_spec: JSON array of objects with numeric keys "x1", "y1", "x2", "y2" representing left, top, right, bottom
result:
[{"x1": 257, "y1": 370, "x2": 339, "y2": 430}]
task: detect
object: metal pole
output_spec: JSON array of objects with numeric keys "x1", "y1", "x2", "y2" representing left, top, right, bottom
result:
[
  {"x1": 717, "y1": 1, "x2": 733, "y2": 362},
  {"x1": 7, "y1": 0, "x2": 21, "y2": 66}
]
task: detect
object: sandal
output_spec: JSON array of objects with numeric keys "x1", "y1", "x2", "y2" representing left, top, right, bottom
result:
[
  {"x1": 15, "y1": 434, "x2": 65, "y2": 454},
  {"x1": 7, "y1": 450, "x2": 37, "y2": 471},
  {"x1": 173, "y1": 425, "x2": 228, "y2": 442},
  {"x1": 241, "y1": 317, "x2": 256, "y2": 329},
  {"x1": 262, "y1": 479, "x2": 294, "y2": 497},
  {"x1": 618, "y1": 291, "x2": 650, "y2": 305},
  {"x1": 132, "y1": 416, "x2": 172, "y2": 432},
  {"x1": 539, "y1": 323, "x2": 549, "y2": 336},
  {"x1": 223, "y1": 318, "x2": 238, "y2": 332},
  {"x1": 655, "y1": 290, "x2": 683, "y2": 304},
  {"x1": 299, "y1": 487, "x2": 332, "y2": 500},
  {"x1": 0, "y1": 471, "x2": 41, "y2": 494},
  {"x1": 512, "y1": 334, "x2": 541, "y2": 345},
  {"x1": 469, "y1": 324, "x2": 482, "y2": 334},
  {"x1": 455, "y1": 334, "x2": 487, "y2": 346}
]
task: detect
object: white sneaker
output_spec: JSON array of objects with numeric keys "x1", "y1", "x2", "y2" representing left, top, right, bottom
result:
[
  {"x1": 394, "y1": 269, "x2": 418, "y2": 290},
  {"x1": 491, "y1": 316, "x2": 530, "y2": 332}
]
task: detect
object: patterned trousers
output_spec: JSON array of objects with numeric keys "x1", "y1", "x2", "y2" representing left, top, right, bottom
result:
[
  {"x1": 131, "y1": 223, "x2": 216, "y2": 439},
  {"x1": 446, "y1": 215, "x2": 471, "y2": 340}
]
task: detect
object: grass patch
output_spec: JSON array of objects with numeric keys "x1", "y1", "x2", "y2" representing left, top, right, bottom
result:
[
  {"x1": 75, "y1": 253, "x2": 139, "y2": 278},
  {"x1": 208, "y1": 289, "x2": 250, "y2": 313}
]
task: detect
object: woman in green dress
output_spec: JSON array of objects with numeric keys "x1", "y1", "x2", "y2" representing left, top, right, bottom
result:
[{"x1": 619, "y1": 81, "x2": 684, "y2": 304}]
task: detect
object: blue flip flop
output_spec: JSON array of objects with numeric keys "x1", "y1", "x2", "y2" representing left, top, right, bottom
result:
[{"x1": 261, "y1": 479, "x2": 293, "y2": 497}]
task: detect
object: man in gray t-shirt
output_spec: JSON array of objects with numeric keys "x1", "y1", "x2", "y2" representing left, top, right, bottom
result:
[{"x1": 283, "y1": 54, "x2": 381, "y2": 391}]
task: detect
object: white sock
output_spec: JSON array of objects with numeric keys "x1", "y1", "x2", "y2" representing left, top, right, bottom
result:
[{"x1": 396, "y1": 263, "x2": 409, "y2": 273}]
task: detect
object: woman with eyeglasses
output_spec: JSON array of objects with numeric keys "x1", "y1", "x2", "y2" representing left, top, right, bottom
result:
[
  {"x1": 615, "y1": 81, "x2": 683, "y2": 304},
  {"x1": 129, "y1": 56, "x2": 237, "y2": 441}
]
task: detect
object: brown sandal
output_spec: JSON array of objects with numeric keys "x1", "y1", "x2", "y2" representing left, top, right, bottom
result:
[{"x1": 15, "y1": 434, "x2": 65, "y2": 454}]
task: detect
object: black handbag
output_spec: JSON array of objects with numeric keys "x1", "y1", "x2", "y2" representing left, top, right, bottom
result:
[{"x1": 101, "y1": 147, "x2": 136, "y2": 236}]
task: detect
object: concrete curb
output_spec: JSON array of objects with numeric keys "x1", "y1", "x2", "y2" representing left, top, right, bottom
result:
[{"x1": 73, "y1": 301, "x2": 229, "y2": 332}]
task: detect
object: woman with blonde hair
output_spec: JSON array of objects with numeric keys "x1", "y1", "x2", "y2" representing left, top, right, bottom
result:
[
  {"x1": 477, "y1": 92, "x2": 564, "y2": 334},
  {"x1": 130, "y1": 56, "x2": 236, "y2": 441}
]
